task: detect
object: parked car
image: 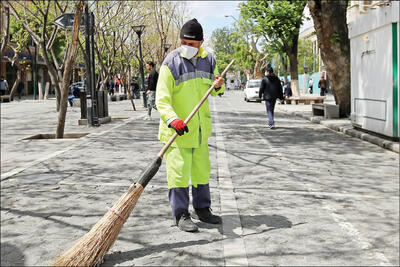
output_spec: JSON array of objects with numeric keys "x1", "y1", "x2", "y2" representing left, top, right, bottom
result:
[{"x1": 244, "y1": 79, "x2": 262, "y2": 102}]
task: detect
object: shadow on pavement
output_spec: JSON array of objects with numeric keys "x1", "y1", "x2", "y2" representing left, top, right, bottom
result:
[
  {"x1": 1, "y1": 243, "x2": 25, "y2": 266},
  {"x1": 103, "y1": 238, "x2": 220, "y2": 266},
  {"x1": 103, "y1": 214, "x2": 294, "y2": 266}
]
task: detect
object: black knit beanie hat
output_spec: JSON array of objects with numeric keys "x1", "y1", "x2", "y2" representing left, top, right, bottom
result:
[{"x1": 180, "y1": 18, "x2": 203, "y2": 41}]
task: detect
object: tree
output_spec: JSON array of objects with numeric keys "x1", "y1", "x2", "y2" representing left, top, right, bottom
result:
[
  {"x1": 210, "y1": 18, "x2": 266, "y2": 80},
  {"x1": 151, "y1": 0, "x2": 180, "y2": 64},
  {"x1": 56, "y1": 0, "x2": 83, "y2": 138},
  {"x1": 297, "y1": 38, "x2": 314, "y2": 74},
  {"x1": 308, "y1": 0, "x2": 350, "y2": 117},
  {"x1": 210, "y1": 27, "x2": 235, "y2": 69},
  {"x1": 240, "y1": 0, "x2": 306, "y2": 96},
  {"x1": 1, "y1": 2, "x2": 32, "y2": 101},
  {"x1": 7, "y1": 0, "x2": 73, "y2": 111}
]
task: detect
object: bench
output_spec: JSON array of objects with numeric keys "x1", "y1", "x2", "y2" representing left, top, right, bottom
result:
[
  {"x1": 285, "y1": 96, "x2": 325, "y2": 105},
  {"x1": 110, "y1": 94, "x2": 127, "y2": 101},
  {"x1": 1, "y1": 95, "x2": 10, "y2": 102},
  {"x1": 312, "y1": 103, "x2": 340, "y2": 119}
]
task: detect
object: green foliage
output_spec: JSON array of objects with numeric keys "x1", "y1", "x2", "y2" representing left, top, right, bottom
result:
[
  {"x1": 210, "y1": 27, "x2": 235, "y2": 70},
  {"x1": 8, "y1": 1, "x2": 69, "y2": 64},
  {"x1": 240, "y1": 0, "x2": 306, "y2": 49},
  {"x1": 210, "y1": 20, "x2": 257, "y2": 78},
  {"x1": 9, "y1": 15, "x2": 31, "y2": 49},
  {"x1": 297, "y1": 38, "x2": 315, "y2": 73}
]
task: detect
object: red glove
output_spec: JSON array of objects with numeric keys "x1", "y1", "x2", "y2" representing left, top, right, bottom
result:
[{"x1": 169, "y1": 119, "x2": 189, "y2": 136}]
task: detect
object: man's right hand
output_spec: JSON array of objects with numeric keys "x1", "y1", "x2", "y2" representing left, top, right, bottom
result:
[{"x1": 169, "y1": 119, "x2": 189, "y2": 136}]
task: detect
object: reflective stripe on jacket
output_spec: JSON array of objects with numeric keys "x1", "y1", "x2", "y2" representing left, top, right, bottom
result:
[{"x1": 156, "y1": 46, "x2": 225, "y2": 148}]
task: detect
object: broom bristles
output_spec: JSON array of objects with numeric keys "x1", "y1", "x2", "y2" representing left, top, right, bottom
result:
[{"x1": 53, "y1": 183, "x2": 144, "y2": 267}]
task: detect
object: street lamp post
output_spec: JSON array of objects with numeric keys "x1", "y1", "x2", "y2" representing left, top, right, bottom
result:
[
  {"x1": 133, "y1": 25, "x2": 146, "y2": 107},
  {"x1": 33, "y1": 41, "x2": 38, "y2": 100}
]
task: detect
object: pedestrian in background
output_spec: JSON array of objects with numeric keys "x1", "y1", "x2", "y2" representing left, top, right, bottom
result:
[
  {"x1": 318, "y1": 76, "x2": 327, "y2": 96},
  {"x1": 259, "y1": 66, "x2": 284, "y2": 129},
  {"x1": 68, "y1": 85, "x2": 80, "y2": 107},
  {"x1": 115, "y1": 76, "x2": 120, "y2": 94},
  {"x1": 130, "y1": 78, "x2": 140, "y2": 99},
  {"x1": 109, "y1": 80, "x2": 115, "y2": 95},
  {"x1": 17, "y1": 81, "x2": 24, "y2": 99},
  {"x1": 308, "y1": 77, "x2": 313, "y2": 94},
  {"x1": 144, "y1": 61, "x2": 159, "y2": 120},
  {"x1": 284, "y1": 81, "x2": 292, "y2": 99},
  {"x1": 156, "y1": 18, "x2": 225, "y2": 232},
  {"x1": 0, "y1": 76, "x2": 9, "y2": 96}
]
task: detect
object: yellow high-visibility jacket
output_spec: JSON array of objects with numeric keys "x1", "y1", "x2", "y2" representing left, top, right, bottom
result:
[{"x1": 156, "y1": 46, "x2": 225, "y2": 148}]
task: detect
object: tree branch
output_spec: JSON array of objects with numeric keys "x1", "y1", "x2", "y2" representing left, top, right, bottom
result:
[{"x1": 6, "y1": 1, "x2": 40, "y2": 43}]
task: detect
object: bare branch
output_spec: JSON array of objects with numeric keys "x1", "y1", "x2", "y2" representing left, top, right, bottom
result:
[{"x1": 46, "y1": 26, "x2": 59, "y2": 51}]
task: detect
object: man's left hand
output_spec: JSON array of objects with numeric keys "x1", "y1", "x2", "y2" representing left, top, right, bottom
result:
[
  {"x1": 213, "y1": 75, "x2": 224, "y2": 90},
  {"x1": 146, "y1": 90, "x2": 151, "y2": 95}
]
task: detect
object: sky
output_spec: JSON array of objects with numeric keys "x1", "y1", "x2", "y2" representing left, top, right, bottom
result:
[
  {"x1": 185, "y1": 1, "x2": 314, "y2": 51},
  {"x1": 186, "y1": 1, "x2": 243, "y2": 49}
]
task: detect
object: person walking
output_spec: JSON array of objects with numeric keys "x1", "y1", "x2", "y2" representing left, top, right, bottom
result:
[
  {"x1": 144, "y1": 61, "x2": 159, "y2": 120},
  {"x1": 115, "y1": 76, "x2": 120, "y2": 94},
  {"x1": 156, "y1": 18, "x2": 225, "y2": 232},
  {"x1": 17, "y1": 81, "x2": 24, "y2": 99},
  {"x1": 109, "y1": 80, "x2": 115, "y2": 96},
  {"x1": 259, "y1": 66, "x2": 284, "y2": 129},
  {"x1": 0, "y1": 76, "x2": 9, "y2": 96},
  {"x1": 130, "y1": 78, "x2": 140, "y2": 99},
  {"x1": 318, "y1": 76, "x2": 327, "y2": 96},
  {"x1": 308, "y1": 77, "x2": 313, "y2": 94}
]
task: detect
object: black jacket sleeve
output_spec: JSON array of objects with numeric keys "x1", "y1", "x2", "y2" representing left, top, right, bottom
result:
[
  {"x1": 259, "y1": 78, "x2": 266, "y2": 99},
  {"x1": 278, "y1": 82, "x2": 283, "y2": 100}
]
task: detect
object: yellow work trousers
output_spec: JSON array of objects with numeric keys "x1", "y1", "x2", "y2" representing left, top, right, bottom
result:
[{"x1": 164, "y1": 142, "x2": 210, "y2": 189}]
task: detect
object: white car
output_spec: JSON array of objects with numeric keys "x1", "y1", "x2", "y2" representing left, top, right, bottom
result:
[{"x1": 244, "y1": 79, "x2": 262, "y2": 102}]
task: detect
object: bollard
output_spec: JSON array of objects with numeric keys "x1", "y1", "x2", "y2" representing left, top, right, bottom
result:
[{"x1": 80, "y1": 91, "x2": 87, "y2": 119}]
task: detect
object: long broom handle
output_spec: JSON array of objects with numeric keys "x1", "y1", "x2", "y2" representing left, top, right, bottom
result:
[{"x1": 157, "y1": 59, "x2": 235, "y2": 158}]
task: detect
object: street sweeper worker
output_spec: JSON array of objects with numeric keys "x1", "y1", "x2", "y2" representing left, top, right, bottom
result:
[{"x1": 156, "y1": 18, "x2": 225, "y2": 232}]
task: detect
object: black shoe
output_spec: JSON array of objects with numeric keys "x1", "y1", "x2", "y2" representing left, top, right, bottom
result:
[
  {"x1": 194, "y1": 207, "x2": 221, "y2": 224},
  {"x1": 176, "y1": 213, "x2": 198, "y2": 232}
]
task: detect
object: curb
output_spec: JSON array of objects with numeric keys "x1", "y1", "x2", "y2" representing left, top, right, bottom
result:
[{"x1": 281, "y1": 109, "x2": 399, "y2": 154}]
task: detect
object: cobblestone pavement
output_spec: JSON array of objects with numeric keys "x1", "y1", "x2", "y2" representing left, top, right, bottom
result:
[{"x1": 1, "y1": 91, "x2": 399, "y2": 266}]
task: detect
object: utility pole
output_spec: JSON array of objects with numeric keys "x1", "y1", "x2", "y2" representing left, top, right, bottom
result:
[
  {"x1": 84, "y1": 4, "x2": 99, "y2": 126},
  {"x1": 33, "y1": 41, "x2": 37, "y2": 100}
]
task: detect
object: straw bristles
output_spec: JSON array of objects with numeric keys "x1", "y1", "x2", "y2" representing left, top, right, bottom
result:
[{"x1": 53, "y1": 183, "x2": 144, "y2": 267}]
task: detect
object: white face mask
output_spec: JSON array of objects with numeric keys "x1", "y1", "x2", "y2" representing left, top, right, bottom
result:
[{"x1": 181, "y1": 45, "x2": 199, "y2": 59}]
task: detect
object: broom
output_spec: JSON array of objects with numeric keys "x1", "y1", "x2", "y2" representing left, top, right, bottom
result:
[{"x1": 53, "y1": 59, "x2": 235, "y2": 267}]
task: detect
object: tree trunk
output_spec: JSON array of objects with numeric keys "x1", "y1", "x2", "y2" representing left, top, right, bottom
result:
[
  {"x1": 282, "y1": 56, "x2": 288, "y2": 83},
  {"x1": 254, "y1": 58, "x2": 263, "y2": 79},
  {"x1": 286, "y1": 30, "x2": 300, "y2": 97},
  {"x1": 55, "y1": 1, "x2": 83, "y2": 138},
  {"x1": 288, "y1": 52, "x2": 300, "y2": 96},
  {"x1": 40, "y1": 41, "x2": 62, "y2": 111},
  {"x1": 0, "y1": 4, "x2": 10, "y2": 60},
  {"x1": 9, "y1": 67, "x2": 20, "y2": 101},
  {"x1": 308, "y1": 0, "x2": 350, "y2": 117}
]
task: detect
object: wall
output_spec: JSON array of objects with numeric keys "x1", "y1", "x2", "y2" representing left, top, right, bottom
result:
[
  {"x1": 279, "y1": 72, "x2": 322, "y2": 95},
  {"x1": 349, "y1": 1, "x2": 399, "y2": 138}
]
